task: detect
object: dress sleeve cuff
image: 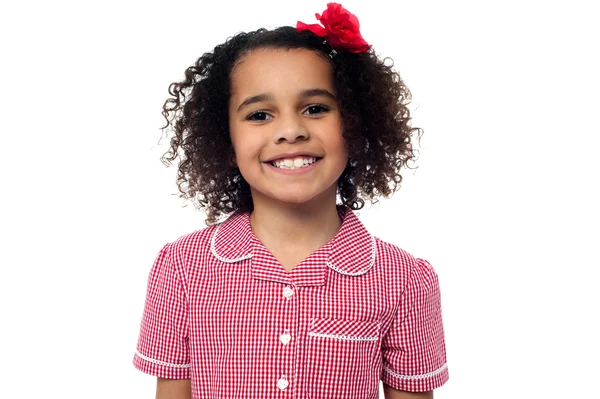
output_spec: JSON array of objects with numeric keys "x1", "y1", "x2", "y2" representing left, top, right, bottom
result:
[
  {"x1": 381, "y1": 363, "x2": 449, "y2": 392},
  {"x1": 133, "y1": 350, "x2": 191, "y2": 380}
]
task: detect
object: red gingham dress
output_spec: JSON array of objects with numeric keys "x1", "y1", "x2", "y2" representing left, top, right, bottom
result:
[{"x1": 133, "y1": 206, "x2": 449, "y2": 398}]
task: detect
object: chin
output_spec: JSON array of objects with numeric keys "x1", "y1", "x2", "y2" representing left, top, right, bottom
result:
[
  {"x1": 270, "y1": 186, "x2": 339, "y2": 207},
  {"x1": 272, "y1": 193, "x2": 320, "y2": 205},
  {"x1": 250, "y1": 182, "x2": 338, "y2": 207}
]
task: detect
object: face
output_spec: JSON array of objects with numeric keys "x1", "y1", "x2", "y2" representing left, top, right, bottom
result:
[{"x1": 229, "y1": 47, "x2": 348, "y2": 209}]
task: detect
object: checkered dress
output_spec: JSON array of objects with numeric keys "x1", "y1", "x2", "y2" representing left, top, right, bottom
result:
[{"x1": 133, "y1": 206, "x2": 449, "y2": 397}]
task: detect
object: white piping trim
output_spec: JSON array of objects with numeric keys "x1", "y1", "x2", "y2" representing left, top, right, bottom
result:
[
  {"x1": 327, "y1": 235, "x2": 377, "y2": 276},
  {"x1": 210, "y1": 222, "x2": 253, "y2": 263},
  {"x1": 135, "y1": 350, "x2": 191, "y2": 369},
  {"x1": 383, "y1": 363, "x2": 448, "y2": 380},
  {"x1": 308, "y1": 331, "x2": 378, "y2": 342}
]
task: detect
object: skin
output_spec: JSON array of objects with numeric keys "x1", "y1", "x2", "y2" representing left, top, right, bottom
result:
[
  {"x1": 155, "y1": 47, "x2": 434, "y2": 399},
  {"x1": 156, "y1": 378, "x2": 190, "y2": 399},
  {"x1": 228, "y1": 47, "x2": 348, "y2": 271},
  {"x1": 383, "y1": 384, "x2": 434, "y2": 399}
]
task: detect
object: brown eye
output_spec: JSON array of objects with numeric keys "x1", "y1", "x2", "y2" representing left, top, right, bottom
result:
[
  {"x1": 304, "y1": 105, "x2": 329, "y2": 115},
  {"x1": 247, "y1": 111, "x2": 272, "y2": 121}
]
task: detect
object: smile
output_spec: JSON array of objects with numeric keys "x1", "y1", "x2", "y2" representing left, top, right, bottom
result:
[
  {"x1": 270, "y1": 156, "x2": 319, "y2": 170},
  {"x1": 265, "y1": 156, "x2": 323, "y2": 175}
]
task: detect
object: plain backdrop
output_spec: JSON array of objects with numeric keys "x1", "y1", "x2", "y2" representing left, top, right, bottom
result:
[{"x1": 1, "y1": 0, "x2": 598, "y2": 398}]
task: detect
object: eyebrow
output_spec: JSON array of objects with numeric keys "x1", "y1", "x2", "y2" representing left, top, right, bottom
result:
[{"x1": 236, "y1": 88, "x2": 337, "y2": 112}]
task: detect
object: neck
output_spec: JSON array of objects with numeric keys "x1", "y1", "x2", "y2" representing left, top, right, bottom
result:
[{"x1": 249, "y1": 191, "x2": 342, "y2": 250}]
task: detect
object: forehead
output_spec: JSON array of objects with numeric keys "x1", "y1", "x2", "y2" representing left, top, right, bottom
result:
[{"x1": 230, "y1": 48, "x2": 335, "y2": 96}]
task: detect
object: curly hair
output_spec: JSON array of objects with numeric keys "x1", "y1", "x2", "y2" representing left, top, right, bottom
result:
[{"x1": 159, "y1": 26, "x2": 422, "y2": 225}]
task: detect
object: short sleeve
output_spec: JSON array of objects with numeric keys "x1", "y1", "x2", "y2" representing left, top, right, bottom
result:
[
  {"x1": 133, "y1": 242, "x2": 190, "y2": 379},
  {"x1": 380, "y1": 257, "x2": 449, "y2": 392}
]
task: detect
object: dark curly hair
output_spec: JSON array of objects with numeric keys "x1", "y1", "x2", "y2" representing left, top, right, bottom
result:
[{"x1": 159, "y1": 26, "x2": 422, "y2": 225}]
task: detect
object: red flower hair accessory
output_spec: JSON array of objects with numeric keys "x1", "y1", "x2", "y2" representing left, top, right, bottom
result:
[{"x1": 296, "y1": 2, "x2": 371, "y2": 54}]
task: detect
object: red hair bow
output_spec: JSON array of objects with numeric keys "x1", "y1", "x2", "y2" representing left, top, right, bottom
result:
[{"x1": 296, "y1": 2, "x2": 371, "y2": 54}]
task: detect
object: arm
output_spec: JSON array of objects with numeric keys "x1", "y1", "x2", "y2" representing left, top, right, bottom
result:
[
  {"x1": 156, "y1": 378, "x2": 191, "y2": 399},
  {"x1": 380, "y1": 258, "x2": 448, "y2": 393},
  {"x1": 383, "y1": 383, "x2": 433, "y2": 399},
  {"x1": 133, "y1": 243, "x2": 192, "y2": 392}
]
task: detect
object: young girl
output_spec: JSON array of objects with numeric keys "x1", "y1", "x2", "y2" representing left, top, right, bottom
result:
[{"x1": 133, "y1": 3, "x2": 449, "y2": 398}]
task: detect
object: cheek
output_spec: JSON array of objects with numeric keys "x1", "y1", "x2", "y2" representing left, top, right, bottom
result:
[
  {"x1": 229, "y1": 124, "x2": 247, "y2": 154},
  {"x1": 329, "y1": 128, "x2": 349, "y2": 158},
  {"x1": 230, "y1": 129, "x2": 262, "y2": 164}
]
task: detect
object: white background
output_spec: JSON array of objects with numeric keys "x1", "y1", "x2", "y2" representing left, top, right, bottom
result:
[{"x1": 1, "y1": 0, "x2": 598, "y2": 398}]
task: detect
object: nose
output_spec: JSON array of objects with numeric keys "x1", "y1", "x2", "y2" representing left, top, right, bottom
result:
[{"x1": 273, "y1": 112, "x2": 309, "y2": 144}]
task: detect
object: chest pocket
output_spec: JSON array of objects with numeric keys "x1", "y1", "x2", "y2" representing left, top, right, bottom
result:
[{"x1": 304, "y1": 318, "x2": 381, "y2": 399}]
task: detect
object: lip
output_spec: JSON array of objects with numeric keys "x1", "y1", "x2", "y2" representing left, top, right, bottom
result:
[
  {"x1": 265, "y1": 158, "x2": 322, "y2": 174},
  {"x1": 263, "y1": 152, "x2": 323, "y2": 163}
]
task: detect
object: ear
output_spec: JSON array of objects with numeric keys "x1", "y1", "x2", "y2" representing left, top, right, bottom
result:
[{"x1": 229, "y1": 154, "x2": 237, "y2": 167}]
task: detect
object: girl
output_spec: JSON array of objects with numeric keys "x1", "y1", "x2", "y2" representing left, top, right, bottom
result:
[{"x1": 133, "y1": 3, "x2": 449, "y2": 398}]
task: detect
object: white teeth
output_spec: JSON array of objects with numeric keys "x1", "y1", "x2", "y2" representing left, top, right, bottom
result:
[{"x1": 272, "y1": 156, "x2": 318, "y2": 169}]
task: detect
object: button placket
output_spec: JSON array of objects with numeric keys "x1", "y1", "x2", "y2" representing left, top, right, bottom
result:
[
  {"x1": 278, "y1": 285, "x2": 295, "y2": 392},
  {"x1": 281, "y1": 286, "x2": 293, "y2": 347}
]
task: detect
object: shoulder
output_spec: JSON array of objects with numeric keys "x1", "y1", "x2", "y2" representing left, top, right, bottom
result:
[
  {"x1": 373, "y1": 236, "x2": 439, "y2": 296},
  {"x1": 160, "y1": 223, "x2": 218, "y2": 276},
  {"x1": 170, "y1": 224, "x2": 216, "y2": 255},
  {"x1": 373, "y1": 236, "x2": 417, "y2": 277}
]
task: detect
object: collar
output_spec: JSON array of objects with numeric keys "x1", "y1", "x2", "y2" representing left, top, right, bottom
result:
[{"x1": 210, "y1": 206, "x2": 376, "y2": 286}]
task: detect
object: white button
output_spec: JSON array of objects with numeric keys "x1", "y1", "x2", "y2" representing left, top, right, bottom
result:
[
  {"x1": 280, "y1": 331, "x2": 291, "y2": 345},
  {"x1": 282, "y1": 286, "x2": 293, "y2": 299},
  {"x1": 277, "y1": 377, "x2": 289, "y2": 390}
]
